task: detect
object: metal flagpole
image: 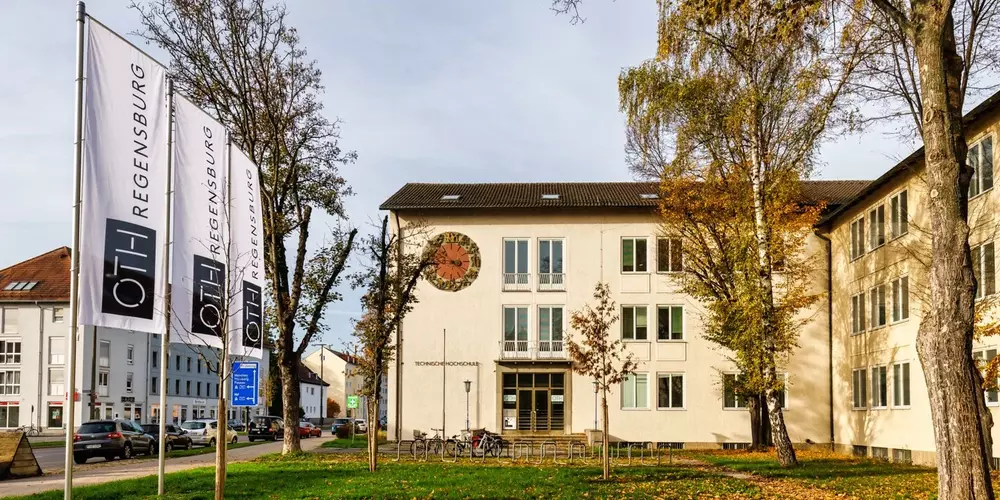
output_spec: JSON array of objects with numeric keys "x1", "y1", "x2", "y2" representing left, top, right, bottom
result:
[
  {"x1": 65, "y1": 3, "x2": 87, "y2": 498},
  {"x1": 441, "y1": 329, "x2": 446, "y2": 437},
  {"x1": 156, "y1": 78, "x2": 175, "y2": 497}
]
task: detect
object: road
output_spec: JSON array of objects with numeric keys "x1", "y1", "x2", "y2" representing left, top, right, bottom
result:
[{"x1": 1, "y1": 436, "x2": 334, "y2": 498}]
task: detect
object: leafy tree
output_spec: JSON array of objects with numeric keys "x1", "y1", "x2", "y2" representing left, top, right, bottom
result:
[
  {"x1": 326, "y1": 398, "x2": 341, "y2": 419},
  {"x1": 567, "y1": 283, "x2": 637, "y2": 480},
  {"x1": 132, "y1": 0, "x2": 357, "y2": 455}
]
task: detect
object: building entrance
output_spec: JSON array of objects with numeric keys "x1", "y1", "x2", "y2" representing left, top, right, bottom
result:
[{"x1": 501, "y1": 372, "x2": 565, "y2": 433}]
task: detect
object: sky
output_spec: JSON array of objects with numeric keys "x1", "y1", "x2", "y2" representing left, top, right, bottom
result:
[{"x1": 0, "y1": 0, "x2": 926, "y2": 349}]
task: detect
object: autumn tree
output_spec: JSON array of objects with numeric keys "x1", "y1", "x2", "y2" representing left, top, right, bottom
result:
[
  {"x1": 567, "y1": 283, "x2": 638, "y2": 480},
  {"x1": 617, "y1": 0, "x2": 861, "y2": 466},
  {"x1": 326, "y1": 398, "x2": 341, "y2": 419},
  {"x1": 351, "y1": 216, "x2": 434, "y2": 472},
  {"x1": 133, "y1": 0, "x2": 357, "y2": 454}
]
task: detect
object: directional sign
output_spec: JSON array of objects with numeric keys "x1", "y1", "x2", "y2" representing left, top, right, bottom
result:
[
  {"x1": 231, "y1": 361, "x2": 259, "y2": 407},
  {"x1": 346, "y1": 395, "x2": 359, "y2": 409}
]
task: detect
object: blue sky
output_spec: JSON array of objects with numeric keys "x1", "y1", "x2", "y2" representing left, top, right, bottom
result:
[{"x1": 0, "y1": 1, "x2": 922, "y2": 349}]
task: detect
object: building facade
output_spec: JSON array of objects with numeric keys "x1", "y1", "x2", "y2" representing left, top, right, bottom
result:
[
  {"x1": 302, "y1": 346, "x2": 388, "y2": 423},
  {"x1": 298, "y1": 364, "x2": 329, "y2": 420}
]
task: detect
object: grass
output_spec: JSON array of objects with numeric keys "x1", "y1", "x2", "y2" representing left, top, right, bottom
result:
[
  {"x1": 29, "y1": 440, "x2": 68, "y2": 449},
  {"x1": 319, "y1": 434, "x2": 387, "y2": 449}
]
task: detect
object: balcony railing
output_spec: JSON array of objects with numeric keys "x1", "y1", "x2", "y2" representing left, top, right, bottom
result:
[
  {"x1": 538, "y1": 273, "x2": 565, "y2": 291},
  {"x1": 502, "y1": 273, "x2": 531, "y2": 291},
  {"x1": 499, "y1": 340, "x2": 567, "y2": 360}
]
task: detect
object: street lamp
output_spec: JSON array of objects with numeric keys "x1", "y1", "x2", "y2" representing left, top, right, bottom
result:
[
  {"x1": 463, "y1": 380, "x2": 472, "y2": 432},
  {"x1": 592, "y1": 380, "x2": 599, "y2": 430}
]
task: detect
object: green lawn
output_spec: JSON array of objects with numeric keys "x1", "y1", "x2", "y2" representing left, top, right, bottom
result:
[
  {"x1": 29, "y1": 440, "x2": 68, "y2": 449},
  {"x1": 319, "y1": 434, "x2": 385, "y2": 449}
]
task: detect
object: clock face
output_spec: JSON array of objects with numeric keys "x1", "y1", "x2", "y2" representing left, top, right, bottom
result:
[{"x1": 425, "y1": 232, "x2": 481, "y2": 292}]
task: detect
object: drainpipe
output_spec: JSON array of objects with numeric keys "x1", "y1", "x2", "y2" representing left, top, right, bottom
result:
[
  {"x1": 814, "y1": 230, "x2": 835, "y2": 450},
  {"x1": 35, "y1": 302, "x2": 43, "y2": 430},
  {"x1": 90, "y1": 325, "x2": 98, "y2": 420},
  {"x1": 393, "y1": 212, "x2": 404, "y2": 441}
]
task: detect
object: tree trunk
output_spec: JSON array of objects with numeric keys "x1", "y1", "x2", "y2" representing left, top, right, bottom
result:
[
  {"x1": 748, "y1": 395, "x2": 764, "y2": 451},
  {"x1": 278, "y1": 347, "x2": 302, "y2": 454},
  {"x1": 910, "y1": 6, "x2": 995, "y2": 498},
  {"x1": 601, "y1": 392, "x2": 610, "y2": 480},
  {"x1": 368, "y1": 396, "x2": 378, "y2": 472},
  {"x1": 214, "y1": 379, "x2": 227, "y2": 500},
  {"x1": 765, "y1": 386, "x2": 795, "y2": 466}
]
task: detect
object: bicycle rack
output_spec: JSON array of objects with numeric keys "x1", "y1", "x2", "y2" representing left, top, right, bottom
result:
[
  {"x1": 568, "y1": 442, "x2": 587, "y2": 464},
  {"x1": 394, "y1": 440, "x2": 412, "y2": 462},
  {"x1": 512, "y1": 441, "x2": 532, "y2": 462},
  {"x1": 443, "y1": 440, "x2": 458, "y2": 463},
  {"x1": 627, "y1": 442, "x2": 650, "y2": 465},
  {"x1": 538, "y1": 441, "x2": 556, "y2": 465}
]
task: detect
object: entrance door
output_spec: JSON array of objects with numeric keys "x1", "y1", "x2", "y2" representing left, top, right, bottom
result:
[
  {"x1": 517, "y1": 390, "x2": 532, "y2": 430},
  {"x1": 534, "y1": 389, "x2": 549, "y2": 431},
  {"x1": 505, "y1": 372, "x2": 565, "y2": 433}
]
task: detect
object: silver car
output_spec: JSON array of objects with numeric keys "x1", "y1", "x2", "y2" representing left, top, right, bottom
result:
[{"x1": 180, "y1": 419, "x2": 238, "y2": 447}]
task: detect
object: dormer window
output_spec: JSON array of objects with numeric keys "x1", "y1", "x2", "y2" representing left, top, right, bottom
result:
[
  {"x1": 440, "y1": 194, "x2": 461, "y2": 201},
  {"x1": 640, "y1": 193, "x2": 658, "y2": 200},
  {"x1": 541, "y1": 194, "x2": 560, "y2": 200}
]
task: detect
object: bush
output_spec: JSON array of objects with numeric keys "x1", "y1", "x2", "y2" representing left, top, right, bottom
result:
[{"x1": 335, "y1": 425, "x2": 351, "y2": 439}]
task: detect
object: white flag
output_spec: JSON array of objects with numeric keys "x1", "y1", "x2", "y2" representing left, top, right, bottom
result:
[
  {"x1": 171, "y1": 95, "x2": 228, "y2": 349},
  {"x1": 229, "y1": 148, "x2": 264, "y2": 359},
  {"x1": 79, "y1": 21, "x2": 168, "y2": 333}
]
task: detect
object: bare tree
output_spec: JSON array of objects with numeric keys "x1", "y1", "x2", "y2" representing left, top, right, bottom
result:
[
  {"x1": 132, "y1": 0, "x2": 358, "y2": 454},
  {"x1": 567, "y1": 283, "x2": 637, "y2": 480}
]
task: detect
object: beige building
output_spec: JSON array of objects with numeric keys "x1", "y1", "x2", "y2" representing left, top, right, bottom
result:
[{"x1": 382, "y1": 91, "x2": 1000, "y2": 465}]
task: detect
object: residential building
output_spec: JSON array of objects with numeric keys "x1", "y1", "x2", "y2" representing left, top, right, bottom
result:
[
  {"x1": 302, "y1": 347, "x2": 387, "y2": 422},
  {"x1": 298, "y1": 364, "x2": 328, "y2": 420}
]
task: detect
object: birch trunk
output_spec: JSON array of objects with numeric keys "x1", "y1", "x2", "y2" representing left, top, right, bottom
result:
[{"x1": 601, "y1": 392, "x2": 610, "y2": 480}]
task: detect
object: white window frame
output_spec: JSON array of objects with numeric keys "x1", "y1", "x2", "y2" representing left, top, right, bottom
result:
[
  {"x1": 892, "y1": 361, "x2": 911, "y2": 409},
  {"x1": 890, "y1": 190, "x2": 908, "y2": 239},
  {"x1": 722, "y1": 373, "x2": 747, "y2": 410},
  {"x1": 52, "y1": 307, "x2": 65, "y2": 323},
  {"x1": 48, "y1": 337, "x2": 65, "y2": 365},
  {"x1": 126, "y1": 344, "x2": 134, "y2": 365},
  {"x1": 850, "y1": 217, "x2": 866, "y2": 260},
  {"x1": 621, "y1": 372, "x2": 650, "y2": 410},
  {"x1": 0, "y1": 369, "x2": 20, "y2": 396},
  {"x1": 973, "y1": 241, "x2": 996, "y2": 299},
  {"x1": 621, "y1": 305, "x2": 649, "y2": 341},
  {"x1": 871, "y1": 366, "x2": 888, "y2": 409},
  {"x1": 97, "y1": 370, "x2": 110, "y2": 397},
  {"x1": 852, "y1": 368, "x2": 868, "y2": 410},
  {"x1": 969, "y1": 135, "x2": 994, "y2": 199},
  {"x1": 537, "y1": 305, "x2": 565, "y2": 356},
  {"x1": 870, "y1": 284, "x2": 887, "y2": 329},
  {"x1": 502, "y1": 238, "x2": 531, "y2": 291},
  {"x1": 537, "y1": 238, "x2": 565, "y2": 291},
  {"x1": 974, "y1": 349, "x2": 999, "y2": 406},
  {"x1": 502, "y1": 305, "x2": 530, "y2": 355},
  {"x1": 891, "y1": 276, "x2": 910, "y2": 323},
  {"x1": 0, "y1": 340, "x2": 21, "y2": 365},
  {"x1": 656, "y1": 305, "x2": 684, "y2": 341},
  {"x1": 98, "y1": 340, "x2": 110, "y2": 368},
  {"x1": 869, "y1": 204, "x2": 886, "y2": 250},
  {"x1": 48, "y1": 367, "x2": 64, "y2": 397},
  {"x1": 656, "y1": 373, "x2": 685, "y2": 410},
  {"x1": 1, "y1": 307, "x2": 17, "y2": 334},
  {"x1": 126, "y1": 372, "x2": 134, "y2": 393},
  {"x1": 656, "y1": 237, "x2": 683, "y2": 273},
  {"x1": 621, "y1": 237, "x2": 649, "y2": 274},
  {"x1": 851, "y1": 292, "x2": 866, "y2": 334}
]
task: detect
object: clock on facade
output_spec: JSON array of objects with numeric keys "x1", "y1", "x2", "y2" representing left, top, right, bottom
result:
[{"x1": 424, "y1": 232, "x2": 481, "y2": 291}]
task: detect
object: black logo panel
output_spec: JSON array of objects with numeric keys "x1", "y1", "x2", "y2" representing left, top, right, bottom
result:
[
  {"x1": 242, "y1": 281, "x2": 263, "y2": 350},
  {"x1": 102, "y1": 218, "x2": 157, "y2": 319},
  {"x1": 191, "y1": 254, "x2": 225, "y2": 337}
]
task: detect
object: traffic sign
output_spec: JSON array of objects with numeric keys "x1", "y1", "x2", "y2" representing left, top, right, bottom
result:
[
  {"x1": 346, "y1": 395, "x2": 359, "y2": 409},
  {"x1": 231, "y1": 362, "x2": 259, "y2": 407}
]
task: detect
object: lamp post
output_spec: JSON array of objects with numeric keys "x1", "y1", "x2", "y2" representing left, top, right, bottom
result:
[
  {"x1": 592, "y1": 380, "x2": 599, "y2": 430},
  {"x1": 463, "y1": 380, "x2": 472, "y2": 432}
]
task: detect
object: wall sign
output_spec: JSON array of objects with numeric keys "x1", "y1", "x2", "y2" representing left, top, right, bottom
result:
[
  {"x1": 120, "y1": 397, "x2": 135, "y2": 403},
  {"x1": 414, "y1": 361, "x2": 479, "y2": 367},
  {"x1": 551, "y1": 395, "x2": 564, "y2": 403}
]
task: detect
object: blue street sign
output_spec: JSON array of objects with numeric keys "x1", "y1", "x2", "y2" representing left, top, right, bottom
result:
[{"x1": 231, "y1": 361, "x2": 259, "y2": 407}]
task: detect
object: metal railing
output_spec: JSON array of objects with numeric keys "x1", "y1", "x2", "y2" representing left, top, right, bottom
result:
[
  {"x1": 502, "y1": 273, "x2": 531, "y2": 291},
  {"x1": 538, "y1": 273, "x2": 565, "y2": 291},
  {"x1": 499, "y1": 341, "x2": 567, "y2": 360}
]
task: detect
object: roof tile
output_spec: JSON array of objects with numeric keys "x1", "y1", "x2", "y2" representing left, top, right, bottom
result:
[{"x1": 0, "y1": 247, "x2": 72, "y2": 302}]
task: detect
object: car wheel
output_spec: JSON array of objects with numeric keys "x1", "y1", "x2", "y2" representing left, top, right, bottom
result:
[
  {"x1": 231, "y1": 436, "x2": 237, "y2": 444},
  {"x1": 248, "y1": 437, "x2": 255, "y2": 442},
  {"x1": 73, "y1": 453, "x2": 87, "y2": 465},
  {"x1": 209, "y1": 438, "x2": 217, "y2": 448},
  {"x1": 123, "y1": 444, "x2": 133, "y2": 460},
  {"x1": 271, "y1": 433, "x2": 277, "y2": 442},
  {"x1": 149, "y1": 444, "x2": 157, "y2": 456}
]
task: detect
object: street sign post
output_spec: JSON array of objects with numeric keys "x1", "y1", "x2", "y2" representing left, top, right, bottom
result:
[{"x1": 231, "y1": 362, "x2": 259, "y2": 407}]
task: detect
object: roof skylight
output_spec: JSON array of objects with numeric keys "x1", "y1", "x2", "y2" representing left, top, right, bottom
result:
[
  {"x1": 639, "y1": 193, "x2": 659, "y2": 199},
  {"x1": 3, "y1": 281, "x2": 38, "y2": 291},
  {"x1": 541, "y1": 194, "x2": 560, "y2": 200},
  {"x1": 440, "y1": 194, "x2": 461, "y2": 201}
]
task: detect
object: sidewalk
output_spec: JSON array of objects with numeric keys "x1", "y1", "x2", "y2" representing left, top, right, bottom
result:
[{"x1": 0, "y1": 436, "x2": 333, "y2": 498}]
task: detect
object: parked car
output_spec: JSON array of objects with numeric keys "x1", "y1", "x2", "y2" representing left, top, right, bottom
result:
[
  {"x1": 230, "y1": 419, "x2": 246, "y2": 432},
  {"x1": 73, "y1": 419, "x2": 154, "y2": 464},
  {"x1": 379, "y1": 417, "x2": 387, "y2": 430},
  {"x1": 180, "y1": 419, "x2": 238, "y2": 447},
  {"x1": 355, "y1": 419, "x2": 368, "y2": 433},
  {"x1": 298, "y1": 422, "x2": 321, "y2": 438},
  {"x1": 141, "y1": 423, "x2": 193, "y2": 452},
  {"x1": 248, "y1": 416, "x2": 284, "y2": 442},
  {"x1": 330, "y1": 418, "x2": 351, "y2": 436}
]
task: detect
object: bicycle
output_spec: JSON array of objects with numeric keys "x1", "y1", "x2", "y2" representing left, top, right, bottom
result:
[
  {"x1": 410, "y1": 428, "x2": 445, "y2": 457},
  {"x1": 19, "y1": 424, "x2": 40, "y2": 437},
  {"x1": 445, "y1": 429, "x2": 472, "y2": 457},
  {"x1": 476, "y1": 429, "x2": 506, "y2": 457}
]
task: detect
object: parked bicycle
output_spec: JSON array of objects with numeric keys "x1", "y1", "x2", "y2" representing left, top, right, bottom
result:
[
  {"x1": 473, "y1": 428, "x2": 506, "y2": 457},
  {"x1": 445, "y1": 429, "x2": 472, "y2": 457},
  {"x1": 410, "y1": 428, "x2": 445, "y2": 457},
  {"x1": 19, "y1": 424, "x2": 40, "y2": 437}
]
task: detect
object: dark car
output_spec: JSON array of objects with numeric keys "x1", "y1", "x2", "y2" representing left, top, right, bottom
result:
[
  {"x1": 141, "y1": 423, "x2": 193, "y2": 452},
  {"x1": 330, "y1": 418, "x2": 351, "y2": 436},
  {"x1": 73, "y1": 419, "x2": 154, "y2": 464},
  {"x1": 230, "y1": 419, "x2": 246, "y2": 432},
  {"x1": 247, "y1": 416, "x2": 284, "y2": 442}
]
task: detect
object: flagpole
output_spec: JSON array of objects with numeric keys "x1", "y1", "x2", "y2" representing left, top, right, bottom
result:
[
  {"x1": 64, "y1": 2, "x2": 86, "y2": 498},
  {"x1": 157, "y1": 78, "x2": 175, "y2": 497}
]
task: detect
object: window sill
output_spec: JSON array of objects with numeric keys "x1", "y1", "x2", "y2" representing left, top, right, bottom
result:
[
  {"x1": 722, "y1": 407, "x2": 748, "y2": 411},
  {"x1": 986, "y1": 402, "x2": 1000, "y2": 408},
  {"x1": 622, "y1": 339, "x2": 651, "y2": 343},
  {"x1": 656, "y1": 339, "x2": 686, "y2": 343},
  {"x1": 871, "y1": 406, "x2": 888, "y2": 411},
  {"x1": 655, "y1": 407, "x2": 686, "y2": 411},
  {"x1": 851, "y1": 407, "x2": 867, "y2": 411},
  {"x1": 891, "y1": 405, "x2": 911, "y2": 410},
  {"x1": 888, "y1": 233, "x2": 908, "y2": 243},
  {"x1": 970, "y1": 188, "x2": 993, "y2": 202},
  {"x1": 890, "y1": 318, "x2": 910, "y2": 326},
  {"x1": 620, "y1": 407, "x2": 651, "y2": 411},
  {"x1": 620, "y1": 271, "x2": 651, "y2": 275},
  {"x1": 655, "y1": 271, "x2": 684, "y2": 276}
]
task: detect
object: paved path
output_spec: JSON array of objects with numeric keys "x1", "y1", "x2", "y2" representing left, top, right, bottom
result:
[{"x1": 0, "y1": 436, "x2": 333, "y2": 498}]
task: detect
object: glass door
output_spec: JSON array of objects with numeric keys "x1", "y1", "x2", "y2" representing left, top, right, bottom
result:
[{"x1": 534, "y1": 389, "x2": 549, "y2": 431}]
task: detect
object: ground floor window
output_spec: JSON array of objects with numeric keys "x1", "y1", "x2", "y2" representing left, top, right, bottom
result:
[
  {"x1": 852, "y1": 368, "x2": 868, "y2": 409},
  {"x1": 150, "y1": 404, "x2": 160, "y2": 424},
  {"x1": 47, "y1": 404, "x2": 63, "y2": 428},
  {"x1": 893, "y1": 362, "x2": 911, "y2": 408},
  {"x1": 501, "y1": 371, "x2": 566, "y2": 432},
  {"x1": 974, "y1": 349, "x2": 999, "y2": 405},
  {"x1": 123, "y1": 403, "x2": 143, "y2": 422},
  {"x1": 0, "y1": 404, "x2": 19, "y2": 428},
  {"x1": 871, "y1": 366, "x2": 888, "y2": 408},
  {"x1": 621, "y1": 373, "x2": 649, "y2": 409},
  {"x1": 656, "y1": 373, "x2": 684, "y2": 409},
  {"x1": 722, "y1": 374, "x2": 747, "y2": 409}
]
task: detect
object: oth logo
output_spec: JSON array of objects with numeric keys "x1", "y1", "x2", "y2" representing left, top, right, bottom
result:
[
  {"x1": 191, "y1": 254, "x2": 225, "y2": 337},
  {"x1": 102, "y1": 219, "x2": 156, "y2": 319},
  {"x1": 242, "y1": 281, "x2": 262, "y2": 350}
]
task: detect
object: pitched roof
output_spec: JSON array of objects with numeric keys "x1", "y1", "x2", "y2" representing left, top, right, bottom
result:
[
  {"x1": 298, "y1": 364, "x2": 330, "y2": 387},
  {"x1": 380, "y1": 180, "x2": 870, "y2": 211},
  {"x1": 0, "y1": 247, "x2": 72, "y2": 302},
  {"x1": 331, "y1": 349, "x2": 360, "y2": 366}
]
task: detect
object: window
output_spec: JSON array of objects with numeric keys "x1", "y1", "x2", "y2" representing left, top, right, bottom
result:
[
  {"x1": 503, "y1": 238, "x2": 530, "y2": 290},
  {"x1": 621, "y1": 237, "x2": 648, "y2": 273},
  {"x1": 541, "y1": 193, "x2": 560, "y2": 200},
  {"x1": 2, "y1": 281, "x2": 37, "y2": 291},
  {"x1": 440, "y1": 194, "x2": 461, "y2": 201},
  {"x1": 537, "y1": 306, "x2": 564, "y2": 355},
  {"x1": 974, "y1": 349, "x2": 999, "y2": 405},
  {"x1": 186, "y1": 380, "x2": 191, "y2": 396},
  {"x1": 48, "y1": 368, "x2": 64, "y2": 396},
  {"x1": 723, "y1": 374, "x2": 747, "y2": 409},
  {"x1": 215, "y1": 383, "x2": 219, "y2": 398},
  {"x1": 852, "y1": 368, "x2": 868, "y2": 409},
  {"x1": 98, "y1": 371, "x2": 109, "y2": 397},
  {"x1": 0, "y1": 340, "x2": 21, "y2": 364},
  {"x1": 126, "y1": 372, "x2": 134, "y2": 393},
  {"x1": 52, "y1": 308, "x2": 65, "y2": 323},
  {"x1": 0, "y1": 370, "x2": 19, "y2": 395},
  {"x1": 197, "y1": 359, "x2": 202, "y2": 373},
  {"x1": 197, "y1": 382, "x2": 202, "y2": 396},
  {"x1": 891, "y1": 277, "x2": 910, "y2": 323},
  {"x1": 890, "y1": 190, "x2": 908, "y2": 238},
  {"x1": 871, "y1": 366, "x2": 888, "y2": 408},
  {"x1": 850, "y1": 218, "x2": 866, "y2": 259},
  {"x1": 1, "y1": 308, "x2": 17, "y2": 334},
  {"x1": 870, "y1": 284, "x2": 887, "y2": 328},
  {"x1": 175, "y1": 379, "x2": 180, "y2": 396},
  {"x1": 622, "y1": 306, "x2": 648, "y2": 341},
  {"x1": 538, "y1": 239, "x2": 565, "y2": 290},
  {"x1": 48, "y1": 337, "x2": 65, "y2": 365},
  {"x1": 621, "y1": 373, "x2": 649, "y2": 409},
  {"x1": 893, "y1": 362, "x2": 911, "y2": 408},
  {"x1": 969, "y1": 136, "x2": 994, "y2": 197},
  {"x1": 868, "y1": 204, "x2": 885, "y2": 249},
  {"x1": 657, "y1": 374, "x2": 684, "y2": 409},
  {"x1": 126, "y1": 345, "x2": 134, "y2": 365},
  {"x1": 175, "y1": 355, "x2": 181, "y2": 371},
  {"x1": 639, "y1": 193, "x2": 658, "y2": 200},
  {"x1": 152, "y1": 353, "x2": 157, "y2": 368},
  {"x1": 657, "y1": 306, "x2": 683, "y2": 341},
  {"x1": 502, "y1": 306, "x2": 529, "y2": 353},
  {"x1": 187, "y1": 357, "x2": 192, "y2": 372},
  {"x1": 99, "y1": 340, "x2": 110, "y2": 368},
  {"x1": 851, "y1": 292, "x2": 866, "y2": 334},
  {"x1": 656, "y1": 238, "x2": 683, "y2": 273},
  {"x1": 151, "y1": 376, "x2": 158, "y2": 394},
  {"x1": 973, "y1": 242, "x2": 996, "y2": 299}
]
